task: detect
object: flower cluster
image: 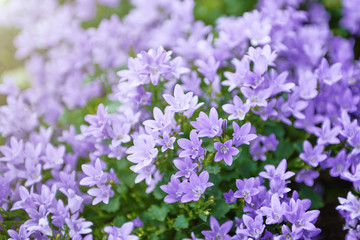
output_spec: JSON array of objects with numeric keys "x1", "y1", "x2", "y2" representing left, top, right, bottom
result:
[{"x1": 0, "y1": 0, "x2": 360, "y2": 239}]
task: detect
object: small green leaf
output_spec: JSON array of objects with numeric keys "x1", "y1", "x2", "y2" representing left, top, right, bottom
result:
[
  {"x1": 100, "y1": 197, "x2": 120, "y2": 213},
  {"x1": 199, "y1": 213, "x2": 207, "y2": 222},
  {"x1": 148, "y1": 205, "x2": 169, "y2": 221},
  {"x1": 173, "y1": 215, "x2": 189, "y2": 229},
  {"x1": 299, "y1": 185, "x2": 324, "y2": 209},
  {"x1": 205, "y1": 165, "x2": 221, "y2": 175}
]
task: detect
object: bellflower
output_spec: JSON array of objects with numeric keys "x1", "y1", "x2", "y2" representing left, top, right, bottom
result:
[
  {"x1": 163, "y1": 84, "x2": 203, "y2": 116},
  {"x1": 232, "y1": 122, "x2": 257, "y2": 147},
  {"x1": 177, "y1": 130, "x2": 205, "y2": 159},
  {"x1": 259, "y1": 194, "x2": 286, "y2": 224},
  {"x1": 234, "y1": 177, "x2": 260, "y2": 203},
  {"x1": 299, "y1": 140, "x2": 327, "y2": 167},
  {"x1": 214, "y1": 140, "x2": 239, "y2": 166},
  {"x1": 160, "y1": 176, "x2": 183, "y2": 203},
  {"x1": 222, "y1": 95, "x2": 250, "y2": 121},
  {"x1": 224, "y1": 189, "x2": 237, "y2": 204},
  {"x1": 104, "y1": 222, "x2": 139, "y2": 240},
  {"x1": 313, "y1": 118, "x2": 342, "y2": 145},
  {"x1": 191, "y1": 108, "x2": 223, "y2": 138},
  {"x1": 295, "y1": 169, "x2": 320, "y2": 187},
  {"x1": 236, "y1": 215, "x2": 265, "y2": 239},
  {"x1": 201, "y1": 216, "x2": 233, "y2": 240},
  {"x1": 180, "y1": 171, "x2": 213, "y2": 203},
  {"x1": 174, "y1": 157, "x2": 198, "y2": 179},
  {"x1": 316, "y1": 58, "x2": 342, "y2": 85},
  {"x1": 79, "y1": 158, "x2": 107, "y2": 187}
]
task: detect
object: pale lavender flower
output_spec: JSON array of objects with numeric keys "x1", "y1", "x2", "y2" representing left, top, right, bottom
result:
[
  {"x1": 259, "y1": 194, "x2": 286, "y2": 224},
  {"x1": 8, "y1": 225, "x2": 30, "y2": 240},
  {"x1": 177, "y1": 130, "x2": 205, "y2": 159},
  {"x1": 236, "y1": 214, "x2": 265, "y2": 239},
  {"x1": 201, "y1": 216, "x2": 233, "y2": 240},
  {"x1": 214, "y1": 140, "x2": 239, "y2": 166},
  {"x1": 174, "y1": 157, "x2": 198, "y2": 179},
  {"x1": 180, "y1": 171, "x2": 213, "y2": 203},
  {"x1": 314, "y1": 118, "x2": 341, "y2": 145},
  {"x1": 104, "y1": 222, "x2": 138, "y2": 240},
  {"x1": 259, "y1": 159, "x2": 295, "y2": 181},
  {"x1": 160, "y1": 175, "x2": 183, "y2": 203},
  {"x1": 224, "y1": 189, "x2": 236, "y2": 204},
  {"x1": 126, "y1": 135, "x2": 158, "y2": 172},
  {"x1": 163, "y1": 84, "x2": 203, "y2": 116},
  {"x1": 327, "y1": 150, "x2": 349, "y2": 177},
  {"x1": 191, "y1": 108, "x2": 223, "y2": 138},
  {"x1": 295, "y1": 169, "x2": 320, "y2": 187},
  {"x1": 88, "y1": 184, "x2": 114, "y2": 205},
  {"x1": 222, "y1": 95, "x2": 250, "y2": 121},
  {"x1": 316, "y1": 58, "x2": 342, "y2": 85},
  {"x1": 234, "y1": 178, "x2": 260, "y2": 203},
  {"x1": 65, "y1": 213, "x2": 93, "y2": 239},
  {"x1": 143, "y1": 107, "x2": 174, "y2": 133},
  {"x1": 80, "y1": 158, "x2": 107, "y2": 187},
  {"x1": 232, "y1": 122, "x2": 257, "y2": 147},
  {"x1": 298, "y1": 70, "x2": 318, "y2": 100},
  {"x1": 157, "y1": 131, "x2": 176, "y2": 152},
  {"x1": 299, "y1": 140, "x2": 327, "y2": 167}
]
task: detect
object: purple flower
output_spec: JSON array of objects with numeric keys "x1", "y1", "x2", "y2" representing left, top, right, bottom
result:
[
  {"x1": 191, "y1": 108, "x2": 223, "y2": 138},
  {"x1": 163, "y1": 84, "x2": 203, "y2": 116},
  {"x1": 143, "y1": 107, "x2": 174, "y2": 134},
  {"x1": 160, "y1": 176, "x2": 183, "y2": 203},
  {"x1": 259, "y1": 159, "x2": 295, "y2": 181},
  {"x1": 201, "y1": 216, "x2": 233, "y2": 240},
  {"x1": 295, "y1": 169, "x2": 320, "y2": 187},
  {"x1": 177, "y1": 130, "x2": 205, "y2": 159},
  {"x1": 337, "y1": 191, "x2": 360, "y2": 220},
  {"x1": 174, "y1": 157, "x2": 198, "y2": 179},
  {"x1": 285, "y1": 200, "x2": 320, "y2": 232},
  {"x1": 242, "y1": 87, "x2": 272, "y2": 107},
  {"x1": 8, "y1": 225, "x2": 30, "y2": 240},
  {"x1": 214, "y1": 140, "x2": 239, "y2": 166},
  {"x1": 80, "y1": 158, "x2": 107, "y2": 187},
  {"x1": 236, "y1": 214, "x2": 265, "y2": 239},
  {"x1": 65, "y1": 213, "x2": 93, "y2": 239},
  {"x1": 224, "y1": 189, "x2": 236, "y2": 204},
  {"x1": 126, "y1": 135, "x2": 158, "y2": 172},
  {"x1": 232, "y1": 122, "x2": 257, "y2": 147},
  {"x1": 316, "y1": 58, "x2": 342, "y2": 85},
  {"x1": 234, "y1": 177, "x2": 260, "y2": 203},
  {"x1": 88, "y1": 184, "x2": 114, "y2": 205},
  {"x1": 104, "y1": 222, "x2": 138, "y2": 240},
  {"x1": 274, "y1": 225, "x2": 302, "y2": 240},
  {"x1": 299, "y1": 140, "x2": 327, "y2": 167},
  {"x1": 222, "y1": 95, "x2": 250, "y2": 121},
  {"x1": 84, "y1": 103, "x2": 111, "y2": 139},
  {"x1": 298, "y1": 70, "x2": 318, "y2": 100},
  {"x1": 0, "y1": 136, "x2": 24, "y2": 163},
  {"x1": 259, "y1": 194, "x2": 286, "y2": 224},
  {"x1": 313, "y1": 118, "x2": 341, "y2": 145},
  {"x1": 180, "y1": 171, "x2": 213, "y2": 203},
  {"x1": 157, "y1": 131, "x2": 176, "y2": 152},
  {"x1": 327, "y1": 150, "x2": 349, "y2": 177}
]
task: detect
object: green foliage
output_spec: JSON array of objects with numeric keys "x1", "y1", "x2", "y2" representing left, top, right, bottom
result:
[{"x1": 173, "y1": 215, "x2": 189, "y2": 229}]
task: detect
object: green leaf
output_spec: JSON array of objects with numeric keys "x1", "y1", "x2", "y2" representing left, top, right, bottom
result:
[
  {"x1": 148, "y1": 205, "x2": 169, "y2": 221},
  {"x1": 114, "y1": 216, "x2": 126, "y2": 227},
  {"x1": 199, "y1": 213, "x2": 207, "y2": 222},
  {"x1": 100, "y1": 197, "x2": 120, "y2": 213},
  {"x1": 274, "y1": 141, "x2": 295, "y2": 159},
  {"x1": 205, "y1": 165, "x2": 221, "y2": 175},
  {"x1": 173, "y1": 215, "x2": 189, "y2": 229},
  {"x1": 299, "y1": 185, "x2": 324, "y2": 209},
  {"x1": 211, "y1": 200, "x2": 230, "y2": 219}
]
